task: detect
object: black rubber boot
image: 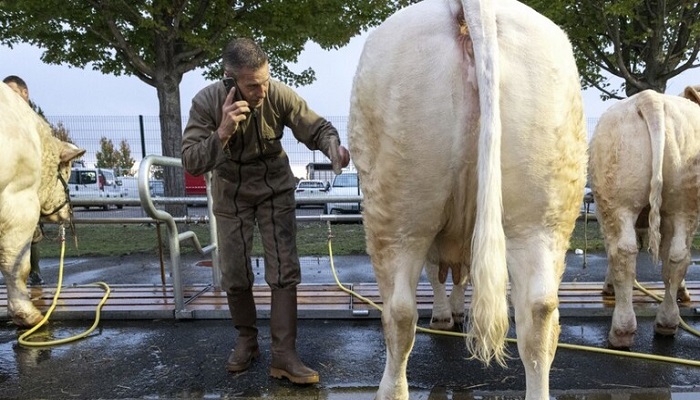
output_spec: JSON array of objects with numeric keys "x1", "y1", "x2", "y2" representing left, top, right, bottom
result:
[
  {"x1": 27, "y1": 244, "x2": 44, "y2": 286},
  {"x1": 226, "y1": 290, "x2": 260, "y2": 373},
  {"x1": 269, "y1": 287, "x2": 319, "y2": 384}
]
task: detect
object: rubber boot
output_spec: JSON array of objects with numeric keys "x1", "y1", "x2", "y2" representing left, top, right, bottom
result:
[
  {"x1": 226, "y1": 290, "x2": 260, "y2": 373},
  {"x1": 269, "y1": 287, "x2": 319, "y2": 384},
  {"x1": 28, "y1": 243, "x2": 44, "y2": 286}
]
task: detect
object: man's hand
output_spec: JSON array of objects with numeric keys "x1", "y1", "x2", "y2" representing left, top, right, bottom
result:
[
  {"x1": 329, "y1": 144, "x2": 351, "y2": 174},
  {"x1": 217, "y1": 87, "x2": 250, "y2": 143}
]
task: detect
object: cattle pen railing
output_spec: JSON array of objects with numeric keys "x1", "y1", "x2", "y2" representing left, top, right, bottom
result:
[
  {"x1": 67, "y1": 155, "x2": 364, "y2": 319},
  {"x1": 7, "y1": 155, "x2": 680, "y2": 322}
]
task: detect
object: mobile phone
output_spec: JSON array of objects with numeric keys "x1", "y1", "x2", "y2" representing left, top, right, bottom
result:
[{"x1": 223, "y1": 77, "x2": 243, "y2": 101}]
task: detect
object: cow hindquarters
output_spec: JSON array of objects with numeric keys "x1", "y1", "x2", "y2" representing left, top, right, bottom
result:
[{"x1": 508, "y1": 236, "x2": 562, "y2": 400}]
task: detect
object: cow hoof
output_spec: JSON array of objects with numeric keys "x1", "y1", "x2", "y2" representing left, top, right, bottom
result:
[
  {"x1": 654, "y1": 323, "x2": 678, "y2": 337},
  {"x1": 429, "y1": 317, "x2": 454, "y2": 331},
  {"x1": 12, "y1": 309, "x2": 44, "y2": 328},
  {"x1": 451, "y1": 312, "x2": 465, "y2": 327},
  {"x1": 677, "y1": 288, "x2": 691, "y2": 304},
  {"x1": 602, "y1": 284, "x2": 615, "y2": 296},
  {"x1": 608, "y1": 329, "x2": 635, "y2": 349}
]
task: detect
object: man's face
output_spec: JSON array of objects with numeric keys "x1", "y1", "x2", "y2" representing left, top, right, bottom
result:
[
  {"x1": 6, "y1": 82, "x2": 29, "y2": 103},
  {"x1": 233, "y1": 62, "x2": 270, "y2": 109}
]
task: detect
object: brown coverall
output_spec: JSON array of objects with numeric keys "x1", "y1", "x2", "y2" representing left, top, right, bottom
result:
[{"x1": 181, "y1": 78, "x2": 341, "y2": 383}]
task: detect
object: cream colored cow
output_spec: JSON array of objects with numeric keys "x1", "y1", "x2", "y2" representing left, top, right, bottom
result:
[
  {"x1": 349, "y1": 0, "x2": 587, "y2": 399},
  {"x1": 0, "y1": 82, "x2": 85, "y2": 327},
  {"x1": 590, "y1": 85, "x2": 700, "y2": 349}
]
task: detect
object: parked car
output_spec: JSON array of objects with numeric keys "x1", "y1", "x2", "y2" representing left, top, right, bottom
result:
[
  {"x1": 68, "y1": 167, "x2": 125, "y2": 210},
  {"x1": 324, "y1": 171, "x2": 362, "y2": 214},
  {"x1": 185, "y1": 171, "x2": 206, "y2": 196},
  {"x1": 294, "y1": 179, "x2": 328, "y2": 209}
]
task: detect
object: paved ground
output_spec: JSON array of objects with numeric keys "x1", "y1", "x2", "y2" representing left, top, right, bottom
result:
[{"x1": 2, "y1": 250, "x2": 700, "y2": 399}]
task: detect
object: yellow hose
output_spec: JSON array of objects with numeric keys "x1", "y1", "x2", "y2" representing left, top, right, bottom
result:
[
  {"x1": 18, "y1": 225, "x2": 111, "y2": 347},
  {"x1": 326, "y1": 223, "x2": 700, "y2": 367}
]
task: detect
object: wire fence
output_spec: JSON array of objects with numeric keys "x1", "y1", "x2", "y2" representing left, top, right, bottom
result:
[{"x1": 46, "y1": 114, "x2": 351, "y2": 180}]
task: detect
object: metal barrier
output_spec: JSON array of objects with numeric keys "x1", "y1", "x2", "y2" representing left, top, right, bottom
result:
[
  {"x1": 68, "y1": 159, "x2": 597, "y2": 319},
  {"x1": 137, "y1": 155, "x2": 220, "y2": 318}
]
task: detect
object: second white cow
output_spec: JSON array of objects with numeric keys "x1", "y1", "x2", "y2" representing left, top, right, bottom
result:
[
  {"x1": 589, "y1": 86, "x2": 700, "y2": 349},
  {"x1": 0, "y1": 82, "x2": 85, "y2": 327},
  {"x1": 349, "y1": 0, "x2": 587, "y2": 399}
]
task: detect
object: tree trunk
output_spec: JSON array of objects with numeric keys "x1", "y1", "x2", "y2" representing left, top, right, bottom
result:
[{"x1": 156, "y1": 76, "x2": 188, "y2": 217}]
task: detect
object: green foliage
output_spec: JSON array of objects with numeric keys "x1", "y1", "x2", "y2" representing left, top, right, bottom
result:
[
  {"x1": 95, "y1": 137, "x2": 119, "y2": 170},
  {"x1": 0, "y1": 1, "x2": 416, "y2": 86},
  {"x1": 96, "y1": 137, "x2": 134, "y2": 175},
  {"x1": 0, "y1": 0, "x2": 417, "y2": 196},
  {"x1": 522, "y1": 0, "x2": 700, "y2": 98},
  {"x1": 50, "y1": 121, "x2": 73, "y2": 143}
]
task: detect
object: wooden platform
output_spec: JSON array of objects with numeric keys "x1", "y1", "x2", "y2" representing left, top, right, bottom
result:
[{"x1": 1, "y1": 281, "x2": 699, "y2": 321}]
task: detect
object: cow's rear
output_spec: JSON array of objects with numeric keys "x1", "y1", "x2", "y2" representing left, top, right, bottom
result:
[
  {"x1": 590, "y1": 87, "x2": 700, "y2": 349},
  {"x1": 0, "y1": 83, "x2": 84, "y2": 327},
  {"x1": 349, "y1": 0, "x2": 586, "y2": 399}
]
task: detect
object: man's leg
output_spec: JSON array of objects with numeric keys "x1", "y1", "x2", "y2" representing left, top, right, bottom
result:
[
  {"x1": 28, "y1": 226, "x2": 43, "y2": 286},
  {"x1": 256, "y1": 189, "x2": 319, "y2": 384},
  {"x1": 217, "y1": 209, "x2": 259, "y2": 373}
]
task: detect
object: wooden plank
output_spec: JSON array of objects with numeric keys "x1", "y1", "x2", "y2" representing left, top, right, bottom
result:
[{"x1": 2, "y1": 281, "x2": 699, "y2": 321}]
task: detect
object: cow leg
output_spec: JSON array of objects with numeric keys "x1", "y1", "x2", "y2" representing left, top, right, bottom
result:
[
  {"x1": 449, "y1": 278, "x2": 466, "y2": 327},
  {"x1": 373, "y1": 248, "x2": 425, "y2": 400},
  {"x1": 655, "y1": 217, "x2": 693, "y2": 336},
  {"x1": 606, "y1": 214, "x2": 639, "y2": 349},
  {"x1": 508, "y1": 236, "x2": 562, "y2": 400},
  {"x1": 425, "y1": 258, "x2": 455, "y2": 330},
  {"x1": 677, "y1": 279, "x2": 691, "y2": 303},
  {"x1": 0, "y1": 233, "x2": 43, "y2": 327}
]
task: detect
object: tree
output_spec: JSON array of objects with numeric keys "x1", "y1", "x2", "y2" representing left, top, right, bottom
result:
[
  {"x1": 523, "y1": 0, "x2": 700, "y2": 99},
  {"x1": 96, "y1": 137, "x2": 119, "y2": 171},
  {"x1": 0, "y1": 0, "x2": 415, "y2": 215},
  {"x1": 50, "y1": 121, "x2": 74, "y2": 144},
  {"x1": 117, "y1": 139, "x2": 136, "y2": 176}
]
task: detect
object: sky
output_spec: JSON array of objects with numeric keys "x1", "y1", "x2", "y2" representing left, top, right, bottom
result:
[
  {"x1": 3, "y1": 31, "x2": 698, "y2": 120},
  {"x1": 0, "y1": 30, "x2": 700, "y2": 118},
  {"x1": 2, "y1": 30, "x2": 700, "y2": 178}
]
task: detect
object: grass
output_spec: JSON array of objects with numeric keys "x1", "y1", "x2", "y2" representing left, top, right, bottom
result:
[
  {"x1": 36, "y1": 221, "x2": 369, "y2": 259},
  {"x1": 37, "y1": 218, "x2": 699, "y2": 259}
]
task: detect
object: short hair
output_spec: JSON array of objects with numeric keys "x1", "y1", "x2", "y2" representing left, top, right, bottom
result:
[
  {"x1": 222, "y1": 38, "x2": 268, "y2": 77},
  {"x1": 3, "y1": 75, "x2": 28, "y2": 90}
]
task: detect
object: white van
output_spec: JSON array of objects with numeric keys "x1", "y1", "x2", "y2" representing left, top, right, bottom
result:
[{"x1": 68, "y1": 167, "x2": 125, "y2": 210}]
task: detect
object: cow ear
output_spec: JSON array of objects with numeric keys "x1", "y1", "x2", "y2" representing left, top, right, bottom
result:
[
  {"x1": 683, "y1": 86, "x2": 700, "y2": 106},
  {"x1": 60, "y1": 143, "x2": 87, "y2": 163}
]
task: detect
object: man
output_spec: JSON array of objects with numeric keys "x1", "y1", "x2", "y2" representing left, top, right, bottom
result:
[
  {"x1": 181, "y1": 38, "x2": 350, "y2": 384},
  {"x1": 3, "y1": 75, "x2": 44, "y2": 286}
]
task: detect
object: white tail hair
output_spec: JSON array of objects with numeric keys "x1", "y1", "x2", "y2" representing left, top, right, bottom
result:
[
  {"x1": 636, "y1": 91, "x2": 665, "y2": 265},
  {"x1": 462, "y1": 0, "x2": 510, "y2": 366}
]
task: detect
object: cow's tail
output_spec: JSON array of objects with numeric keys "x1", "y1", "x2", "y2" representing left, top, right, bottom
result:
[
  {"x1": 462, "y1": 0, "x2": 509, "y2": 367},
  {"x1": 637, "y1": 91, "x2": 665, "y2": 265}
]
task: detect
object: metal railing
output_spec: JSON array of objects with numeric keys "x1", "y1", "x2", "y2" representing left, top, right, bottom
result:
[
  {"x1": 136, "y1": 155, "x2": 220, "y2": 318},
  {"x1": 67, "y1": 160, "x2": 597, "y2": 318}
]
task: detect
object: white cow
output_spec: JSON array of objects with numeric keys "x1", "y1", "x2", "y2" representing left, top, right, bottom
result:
[
  {"x1": 0, "y1": 82, "x2": 85, "y2": 327},
  {"x1": 589, "y1": 85, "x2": 700, "y2": 349},
  {"x1": 348, "y1": 0, "x2": 587, "y2": 399}
]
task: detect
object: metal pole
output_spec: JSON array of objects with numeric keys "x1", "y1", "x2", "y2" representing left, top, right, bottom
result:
[{"x1": 139, "y1": 115, "x2": 146, "y2": 158}]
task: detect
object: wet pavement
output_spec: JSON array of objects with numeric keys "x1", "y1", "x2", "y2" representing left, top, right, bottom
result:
[{"x1": 2, "y1": 250, "x2": 700, "y2": 399}]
